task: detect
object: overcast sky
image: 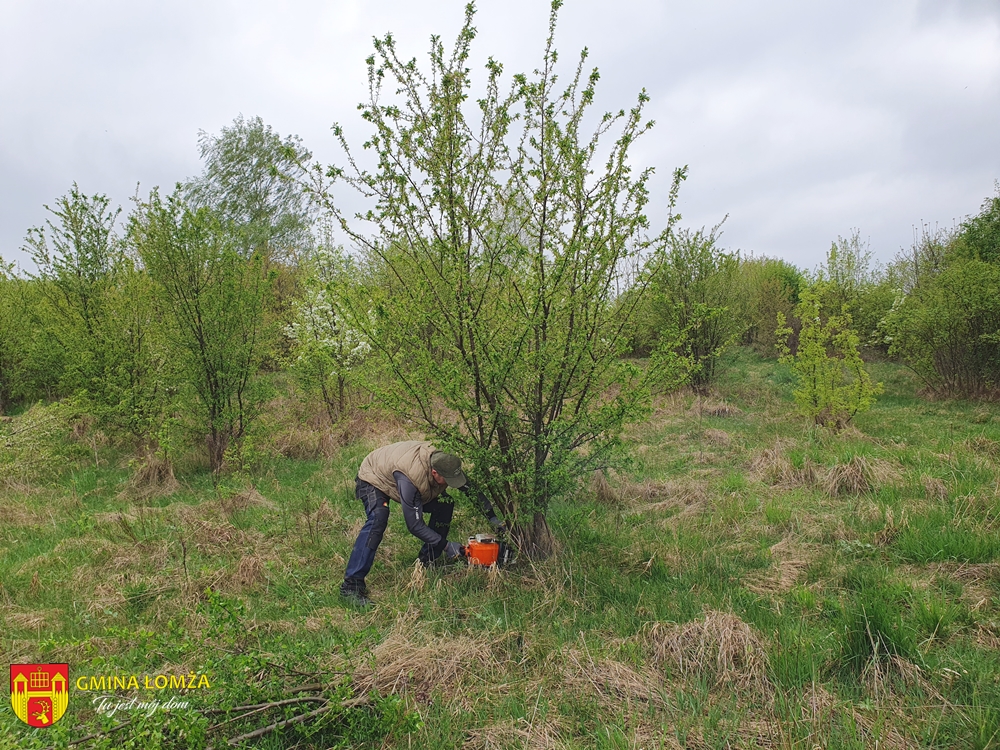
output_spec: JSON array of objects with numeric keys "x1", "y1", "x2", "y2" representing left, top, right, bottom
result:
[{"x1": 2, "y1": 0, "x2": 998, "y2": 273}]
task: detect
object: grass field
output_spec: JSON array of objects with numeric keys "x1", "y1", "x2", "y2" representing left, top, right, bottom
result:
[{"x1": 3, "y1": 349, "x2": 1000, "y2": 749}]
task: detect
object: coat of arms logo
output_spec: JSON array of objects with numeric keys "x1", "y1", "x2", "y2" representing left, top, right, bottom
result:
[{"x1": 10, "y1": 664, "x2": 69, "y2": 727}]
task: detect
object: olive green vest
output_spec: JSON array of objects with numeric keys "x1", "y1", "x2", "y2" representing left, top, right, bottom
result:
[{"x1": 357, "y1": 441, "x2": 447, "y2": 503}]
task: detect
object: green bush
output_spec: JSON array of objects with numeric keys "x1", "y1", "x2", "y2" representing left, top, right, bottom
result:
[
  {"x1": 816, "y1": 230, "x2": 896, "y2": 352},
  {"x1": 636, "y1": 224, "x2": 745, "y2": 388},
  {"x1": 0, "y1": 400, "x2": 84, "y2": 486},
  {"x1": 884, "y1": 259, "x2": 1000, "y2": 397},
  {"x1": 736, "y1": 256, "x2": 804, "y2": 357},
  {"x1": 777, "y1": 284, "x2": 882, "y2": 430}
]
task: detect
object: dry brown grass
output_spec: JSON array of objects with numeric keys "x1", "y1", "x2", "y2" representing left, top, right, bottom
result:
[
  {"x1": 266, "y1": 397, "x2": 414, "y2": 460},
  {"x1": 966, "y1": 436, "x2": 1000, "y2": 461},
  {"x1": 4, "y1": 608, "x2": 59, "y2": 632},
  {"x1": 921, "y1": 474, "x2": 948, "y2": 502},
  {"x1": 166, "y1": 503, "x2": 268, "y2": 555},
  {"x1": 125, "y1": 453, "x2": 179, "y2": 498},
  {"x1": 352, "y1": 613, "x2": 500, "y2": 704},
  {"x1": 822, "y1": 455, "x2": 901, "y2": 497},
  {"x1": 0, "y1": 501, "x2": 46, "y2": 528},
  {"x1": 795, "y1": 684, "x2": 912, "y2": 750},
  {"x1": 228, "y1": 554, "x2": 268, "y2": 590},
  {"x1": 590, "y1": 469, "x2": 622, "y2": 505},
  {"x1": 952, "y1": 562, "x2": 1000, "y2": 585},
  {"x1": 407, "y1": 559, "x2": 428, "y2": 592},
  {"x1": 620, "y1": 478, "x2": 707, "y2": 518},
  {"x1": 746, "y1": 537, "x2": 817, "y2": 595},
  {"x1": 644, "y1": 611, "x2": 770, "y2": 694},
  {"x1": 703, "y1": 428, "x2": 731, "y2": 446},
  {"x1": 558, "y1": 645, "x2": 665, "y2": 709},
  {"x1": 872, "y1": 506, "x2": 908, "y2": 547},
  {"x1": 695, "y1": 400, "x2": 743, "y2": 418},
  {"x1": 220, "y1": 487, "x2": 277, "y2": 514},
  {"x1": 463, "y1": 717, "x2": 571, "y2": 750},
  {"x1": 975, "y1": 622, "x2": 1000, "y2": 650},
  {"x1": 748, "y1": 443, "x2": 815, "y2": 488}
]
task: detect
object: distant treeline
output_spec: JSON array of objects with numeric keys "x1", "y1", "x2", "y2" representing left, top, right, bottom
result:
[{"x1": 1, "y1": 115, "x2": 998, "y2": 473}]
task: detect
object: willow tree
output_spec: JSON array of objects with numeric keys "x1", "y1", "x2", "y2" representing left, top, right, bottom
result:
[{"x1": 317, "y1": 2, "x2": 685, "y2": 556}]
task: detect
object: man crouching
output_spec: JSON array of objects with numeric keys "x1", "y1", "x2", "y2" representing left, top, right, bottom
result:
[{"x1": 340, "y1": 440, "x2": 503, "y2": 607}]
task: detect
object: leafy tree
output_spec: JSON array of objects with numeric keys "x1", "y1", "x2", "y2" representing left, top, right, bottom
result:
[
  {"x1": 883, "y1": 259, "x2": 1000, "y2": 397},
  {"x1": 881, "y1": 189, "x2": 1000, "y2": 398},
  {"x1": 19, "y1": 186, "x2": 169, "y2": 445},
  {"x1": 816, "y1": 230, "x2": 894, "y2": 350},
  {"x1": 22, "y1": 184, "x2": 122, "y2": 395},
  {"x1": 777, "y1": 284, "x2": 882, "y2": 430},
  {"x1": 0, "y1": 263, "x2": 35, "y2": 411},
  {"x1": 737, "y1": 256, "x2": 804, "y2": 357},
  {"x1": 954, "y1": 183, "x2": 1000, "y2": 264},
  {"x1": 84, "y1": 261, "x2": 169, "y2": 445},
  {"x1": 313, "y1": 2, "x2": 685, "y2": 555},
  {"x1": 185, "y1": 115, "x2": 314, "y2": 261},
  {"x1": 636, "y1": 223, "x2": 743, "y2": 388},
  {"x1": 23, "y1": 184, "x2": 121, "y2": 334},
  {"x1": 131, "y1": 189, "x2": 275, "y2": 474}
]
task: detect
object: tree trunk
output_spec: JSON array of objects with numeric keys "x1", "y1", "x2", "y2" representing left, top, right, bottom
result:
[
  {"x1": 513, "y1": 511, "x2": 555, "y2": 560},
  {"x1": 206, "y1": 430, "x2": 229, "y2": 475}
]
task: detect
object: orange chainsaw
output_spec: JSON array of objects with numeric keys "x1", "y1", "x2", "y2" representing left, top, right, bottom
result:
[{"x1": 464, "y1": 533, "x2": 515, "y2": 567}]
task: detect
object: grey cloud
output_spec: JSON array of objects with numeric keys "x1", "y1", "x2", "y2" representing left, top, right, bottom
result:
[{"x1": 2, "y1": 0, "x2": 998, "y2": 272}]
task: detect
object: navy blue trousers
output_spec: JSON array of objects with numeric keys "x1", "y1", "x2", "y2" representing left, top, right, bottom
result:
[{"x1": 344, "y1": 479, "x2": 454, "y2": 585}]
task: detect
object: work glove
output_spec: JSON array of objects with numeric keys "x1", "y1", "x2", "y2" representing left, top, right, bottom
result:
[
  {"x1": 444, "y1": 540, "x2": 466, "y2": 560},
  {"x1": 488, "y1": 516, "x2": 508, "y2": 535}
]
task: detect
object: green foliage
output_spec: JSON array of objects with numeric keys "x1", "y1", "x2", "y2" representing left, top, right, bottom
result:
[
  {"x1": 79, "y1": 262, "x2": 169, "y2": 443},
  {"x1": 0, "y1": 400, "x2": 85, "y2": 486},
  {"x1": 736, "y1": 256, "x2": 805, "y2": 357},
  {"x1": 16, "y1": 185, "x2": 169, "y2": 444},
  {"x1": 315, "y1": 3, "x2": 686, "y2": 552},
  {"x1": 21, "y1": 185, "x2": 123, "y2": 404},
  {"x1": 131, "y1": 189, "x2": 276, "y2": 474},
  {"x1": 816, "y1": 230, "x2": 895, "y2": 350},
  {"x1": 23, "y1": 183, "x2": 121, "y2": 341},
  {"x1": 0, "y1": 274, "x2": 58, "y2": 410},
  {"x1": 884, "y1": 258, "x2": 1000, "y2": 398},
  {"x1": 883, "y1": 188, "x2": 1000, "y2": 398},
  {"x1": 777, "y1": 284, "x2": 882, "y2": 430},
  {"x1": 954, "y1": 183, "x2": 1000, "y2": 264},
  {"x1": 637, "y1": 223, "x2": 744, "y2": 388},
  {"x1": 185, "y1": 114, "x2": 314, "y2": 261}
]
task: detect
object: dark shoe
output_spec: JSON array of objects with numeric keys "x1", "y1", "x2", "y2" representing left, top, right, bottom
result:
[{"x1": 340, "y1": 580, "x2": 372, "y2": 608}]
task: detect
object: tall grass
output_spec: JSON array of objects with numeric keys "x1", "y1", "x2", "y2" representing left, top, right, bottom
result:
[{"x1": 2, "y1": 349, "x2": 1000, "y2": 748}]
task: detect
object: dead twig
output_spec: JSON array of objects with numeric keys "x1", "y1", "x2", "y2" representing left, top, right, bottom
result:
[
  {"x1": 208, "y1": 696, "x2": 328, "y2": 731},
  {"x1": 219, "y1": 697, "x2": 369, "y2": 747}
]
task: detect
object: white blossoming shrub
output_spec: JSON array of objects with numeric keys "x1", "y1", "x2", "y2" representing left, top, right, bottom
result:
[{"x1": 286, "y1": 245, "x2": 370, "y2": 420}]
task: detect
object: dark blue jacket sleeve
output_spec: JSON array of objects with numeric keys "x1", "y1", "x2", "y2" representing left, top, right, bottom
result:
[
  {"x1": 394, "y1": 471, "x2": 442, "y2": 546},
  {"x1": 459, "y1": 484, "x2": 499, "y2": 522}
]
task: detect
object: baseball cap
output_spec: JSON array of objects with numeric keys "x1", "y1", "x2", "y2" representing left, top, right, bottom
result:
[{"x1": 430, "y1": 451, "x2": 467, "y2": 488}]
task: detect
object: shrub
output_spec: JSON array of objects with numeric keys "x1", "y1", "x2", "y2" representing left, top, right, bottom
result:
[
  {"x1": 737, "y1": 256, "x2": 804, "y2": 357},
  {"x1": 816, "y1": 230, "x2": 895, "y2": 351},
  {"x1": 636, "y1": 224, "x2": 745, "y2": 388},
  {"x1": 884, "y1": 259, "x2": 1000, "y2": 397},
  {"x1": 0, "y1": 401, "x2": 84, "y2": 486},
  {"x1": 777, "y1": 284, "x2": 882, "y2": 430},
  {"x1": 314, "y1": 4, "x2": 688, "y2": 556}
]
